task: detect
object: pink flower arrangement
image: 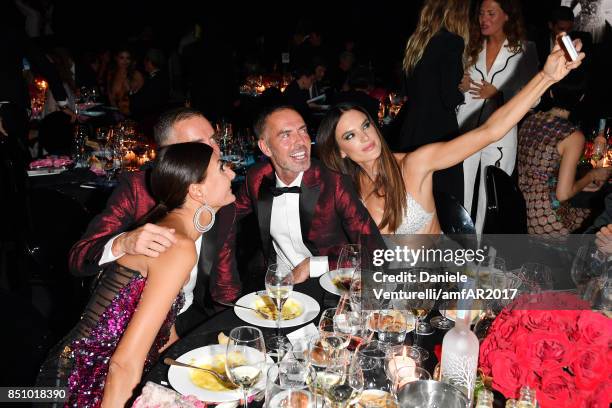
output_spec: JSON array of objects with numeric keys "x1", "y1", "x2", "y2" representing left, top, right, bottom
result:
[{"x1": 479, "y1": 292, "x2": 612, "y2": 408}]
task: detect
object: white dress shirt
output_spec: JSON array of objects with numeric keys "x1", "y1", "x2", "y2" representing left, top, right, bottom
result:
[{"x1": 270, "y1": 172, "x2": 328, "y2": 278}]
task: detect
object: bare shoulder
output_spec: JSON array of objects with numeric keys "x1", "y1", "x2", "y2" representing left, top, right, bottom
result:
[
  {"x1": 558, "y1": 130, "x2": 585, "y2": 153},
  {"x1": 147, "y1": 234, "x2": 197, "y2": 275}
]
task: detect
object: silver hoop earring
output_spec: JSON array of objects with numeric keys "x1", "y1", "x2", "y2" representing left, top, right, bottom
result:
[{"x1": 193, "y1": 204, "x2": 215, "y2": 233}]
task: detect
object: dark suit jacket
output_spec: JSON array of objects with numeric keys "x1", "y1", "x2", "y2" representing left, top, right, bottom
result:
[
  {"x1": 68, "y1": 170, "x2": 240, "y2": 336},
  {"x1": 129, "y1": 70, "x2": 170, "y2": 121},
  {"x1": 233, "y1": 160, "x2": 385, "y2": 268},
  {"x1": 399, "y1": 29, "x2": 464, "y2": 151}
]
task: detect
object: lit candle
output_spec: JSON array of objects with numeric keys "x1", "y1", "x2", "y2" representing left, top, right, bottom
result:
[{"x1": 388, "y1": 355, "x2": 416, "y2": 386}]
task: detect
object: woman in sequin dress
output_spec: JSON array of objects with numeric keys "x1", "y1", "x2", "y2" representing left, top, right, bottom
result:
[
  {"x1": 518, "y1": 79, "x2": 610, "y2": 237},
  {"x1": 36, "y1": 143, "x2": 236, "y2": 407},
  {"x1": 317, "y1": 40, "x2": 585, "y2": 235}
]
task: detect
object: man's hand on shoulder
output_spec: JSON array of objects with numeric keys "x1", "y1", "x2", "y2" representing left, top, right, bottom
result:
[
  {"x1": 112, "y1": 223, "x2": 177, "y2": 257},
  {"x1": 292, "y1": 258, "x2": 310, "y2": 284}
]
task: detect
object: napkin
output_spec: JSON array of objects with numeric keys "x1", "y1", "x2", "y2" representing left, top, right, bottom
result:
[{"x1": 286, "y1": 323, "x2": 319, "y2": 347}]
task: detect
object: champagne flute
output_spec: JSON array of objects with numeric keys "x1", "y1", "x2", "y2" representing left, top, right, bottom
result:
[
  {"x1": 226, "y1": 326, "x2": 267, "y2": 408},
  {"x1": 265, "y1": 263, "x2": 294, "y2": 349}
]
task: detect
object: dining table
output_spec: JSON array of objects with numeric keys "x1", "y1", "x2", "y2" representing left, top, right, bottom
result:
[{"x1": 140, "y1": 277, "x2": 447, "y2": 407}]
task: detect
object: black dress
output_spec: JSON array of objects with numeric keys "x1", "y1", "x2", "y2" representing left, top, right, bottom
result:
[{"x1": 398, "y1": 29, "x2": 465, "y2": 203}]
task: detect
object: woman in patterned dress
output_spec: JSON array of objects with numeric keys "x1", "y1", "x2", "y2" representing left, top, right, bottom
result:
[{"x1": 518, "y1": 78, "x2": 611, "y2": 237}]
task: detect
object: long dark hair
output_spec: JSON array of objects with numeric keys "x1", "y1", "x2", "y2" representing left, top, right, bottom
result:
[
  {"x1": 138, "y1": 142, "x2": 213, "y2": 225},
  {"x1": 317, "y1": 103, "x2": 407, "y2": 232},
  {"x1": 467, "y1": 0, "x2": 526, "y2": 67}
]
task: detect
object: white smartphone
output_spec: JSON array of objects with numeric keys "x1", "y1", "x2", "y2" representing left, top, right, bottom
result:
[{"x1": 560, "y1": 34, "x2": 579, "y2": 61}]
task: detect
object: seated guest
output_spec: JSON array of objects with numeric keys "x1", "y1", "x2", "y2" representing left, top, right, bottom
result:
[
  {"x1": 107, "y1": 47, "x2": 144, "y2": 115},
  {"x1": 518, "y1": 78, "x2": 611, "y2": 237},
  {"x1": 330, "y1": 66, "x2": 380, "y2": 121},
  {"x1": 37, "y1": 142, "x2": 236, "y2": 407},
  {"x1": 317, "y1": 39, "x2": 586, "y2": 236},
  {"x1": 68, "y1": 108, "x2": 240, "y2": 337},
  {"x1": 283, "y1": 66, "x2": 315, "y2": 125},
  {"x1": 234, "y1": 105, "x2": 384, "y2": 283},
  {"x1": 308, "y1": 57, "x2": 327, "y2": 100},
  {"x1": 129, "y1": 48, "x2": 170, "y2": 123},
  {"x1": 328, "y1": 51, "x2": 355, "y2": 92}
]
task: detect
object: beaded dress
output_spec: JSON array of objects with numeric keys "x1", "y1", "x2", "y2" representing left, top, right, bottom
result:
[{"x1": 36, "y1": 262, "x2": 184, "y2": 407}]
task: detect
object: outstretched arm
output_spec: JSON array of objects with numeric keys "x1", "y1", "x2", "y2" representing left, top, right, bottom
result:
[
  {"x1": 410, "y1": 34, "x2": 585, "y2": 174},
  {"x1": 101, "y1": 239, "x2": 196, "y2": 407}
]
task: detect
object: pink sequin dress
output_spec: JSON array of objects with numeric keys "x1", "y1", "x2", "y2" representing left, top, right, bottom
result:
[{"x1": 36, "y1": 263, "x2": 184, "y2": 407}]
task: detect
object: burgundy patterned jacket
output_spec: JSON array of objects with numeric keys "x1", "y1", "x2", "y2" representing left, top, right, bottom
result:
[
  {"x1": 68, "y1": 170, "x2": 240, "y2": 334},
  {"x1": 234, "y1": 160, "x2": 385, "y2": 267}
]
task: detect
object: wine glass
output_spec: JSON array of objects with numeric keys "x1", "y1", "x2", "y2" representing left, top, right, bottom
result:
[
  {"x1": 323, "y1": 353, "x2": 364, "y2": 408},
  {"x1": 265, "y1": 263, "x2": 294, "y2": 350},
  {"x1": 377, "y1": 309, "x2": 413, "y2": 346},
  {"x1": 571, "y1": 245, "x2": 606, "y2": 297},
  {"x1": 356, "y1": 340, "x2": 391, "y2": 393},
  {"x1": 334, "y1": 298, "x2": 367, "y2": 350},
  {"x1": 430, "y1": 303, "x2": 455, "y2": 331},
  {"x1": 332, "y1": 244, "x2": 361, "y2": 293},
  {"x1": 226, "y1": 326, "x2": 267, "y2": 408},
  {"x1": 319, "y1": 308, "x2": 350, "y2": 357},
  {"x1": 265, "y1": 361, "x2": 317, "y2": 408},
  {"x1": 519, "y1": 262, "x2": 553, "y2": 293}
]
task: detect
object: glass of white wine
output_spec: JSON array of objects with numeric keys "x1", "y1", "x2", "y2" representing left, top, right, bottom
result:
[
  {"x1": 265, "y1": 263, "x2": 294, "y2": 350},
  {"x1": 226, "y1": 326, "x2": 267, "y2": 408},
  {"x1": 324, "y1": 353, "x2": 364, "y2": 408},
  {"x1": 319, "y1": 308, "x2": 350, "y2": 357}
]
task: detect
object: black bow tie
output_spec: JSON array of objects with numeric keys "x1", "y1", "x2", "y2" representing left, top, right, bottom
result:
[{"x1": 270, "y1": 186, "x2": 302, "y2": 197}]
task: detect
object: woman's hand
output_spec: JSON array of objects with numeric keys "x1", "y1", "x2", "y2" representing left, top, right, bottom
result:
[
  {"x1": 542, "y1": 32, "x2": 585, "y2": 82},
  {"x1": 458, "y1": 73, "x2": 471, "y2": 93},
  {"x1": 582, "y1": 167, "x2": 612, "y2": 192},
  {"x1": 469, "y1": 80, "x2": 498, "y2": 99}
]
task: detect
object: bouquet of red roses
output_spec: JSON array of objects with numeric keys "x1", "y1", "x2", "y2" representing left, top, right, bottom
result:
[{"x1": 479, "y1": 292, "x2": 612, "y2": 408}]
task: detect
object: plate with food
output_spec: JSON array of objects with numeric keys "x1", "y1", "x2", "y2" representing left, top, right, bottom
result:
[
  {"x1": 234, "y1": 291, "x2": 319, "y2": 328},
  {"x1": 319, "y1": 268, "x2": 354, "y2": 296},
  {"x1": 167, "y1": 342, "x2": 270, "y2": 403}
]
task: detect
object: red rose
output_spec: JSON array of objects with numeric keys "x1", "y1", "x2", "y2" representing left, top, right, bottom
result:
[
  {"x1": 576, "y1": 311, "x2": 612, "y2": 347},
  {"x1": 571, "y1": 347, "x2": 610, "y2": 392},
  {"x1": 479, "y1": 336, "x2": 498, "y2": 376},
  {"x1": 584, "y1": 382, "x2": 612, "y2": 408},
  {"x1": 538, "y1": 369, "x2": 579, "y2": 408},
  {"x1": 489, "y1": 350, "x2": 529, "y2": 399},
  {"x1": 517, "y1": 331, "x2": 573, "y2": 372},
  {"x1": 521, "y1": 310, "x2": 562, "y2": 332},
  {"x1": 492, "y1": 314, "x2": 524, "y2": 349}
]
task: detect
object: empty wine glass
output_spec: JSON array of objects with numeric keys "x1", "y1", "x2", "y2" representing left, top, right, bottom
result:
[
  {"x1": 571, "y1": 245, "x2": 606, "y2": 297},
  {"x1": 265, "y1": 263, "x2": 294, "y2": 350},
  {"x1": 265, "y1": 361, "x2": 317, "y2": 408},
  {"x1": 519, "y1": 262, "x2": 553, "y2": 293},
  {"x1": 430, "y1": 303, "x2": 455, "y2": 331},
  {"x1": 226, "y1": 326, "x2": 267, "y2": 408}
]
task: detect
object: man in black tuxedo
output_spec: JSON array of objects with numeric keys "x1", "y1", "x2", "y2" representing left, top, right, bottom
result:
[{"x1": 233, "y1": 106, "x2": 384, "y2": 283}]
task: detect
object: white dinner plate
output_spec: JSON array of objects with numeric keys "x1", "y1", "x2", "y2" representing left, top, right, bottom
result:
[
  {"x1": 167, "y1": 344, "x2": 270, "y2": 403},
  {"x1": 319, "y1": 271, "x2": 342, "y2": 296},
  {"x1": 27, "y1": 167, "x2": 67, "y2": 177},
  {"x1": 234, "y1": 291, "x2": 320, "y2": 328},
  {"x1": 80, "y1": 110, "x2": 105, "y2": 117}
]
